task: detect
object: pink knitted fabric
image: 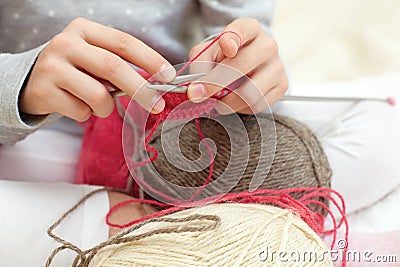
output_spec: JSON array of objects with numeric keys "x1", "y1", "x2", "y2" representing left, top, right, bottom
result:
[
  {"x1": 76, "y1": 96, "x2": 131, "y2": 189},
  {"x1": 76, "y1": 91, "x2": 218, "y2": 190}
]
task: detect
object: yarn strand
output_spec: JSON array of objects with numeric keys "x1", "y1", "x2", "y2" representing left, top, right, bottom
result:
[
  {"x1": 127, "y1": 31, "x2": 242, "y2": 204},
  {"x1": 70, "y1": 32, "x2": 348, "y2": 267},
  {"x1": 176, "y1": 30, "x2": 242, "y2": 76},
  {"x1": 46, "y1": 187, "x2": 221, "y2": 267},
  {"x1": 106, "y1": 187, "x2": 348, "y2": 261},
  {"x1": 46, "y1": 187, "x2": 347, "y2": 267}
]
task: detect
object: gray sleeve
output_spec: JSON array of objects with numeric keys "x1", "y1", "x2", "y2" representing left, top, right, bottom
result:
[
  {"x1": 198, "y1": 0, "x2": 275, "y2": 37},
  {"x1": 0, "y1": 44, "x2": 60, "y2": 146}
]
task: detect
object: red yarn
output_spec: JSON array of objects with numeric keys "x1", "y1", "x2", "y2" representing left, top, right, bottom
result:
[
  {"x1": 75, "y1": 31, "x2": 348, "y2": 267},
  {"x1": 189, "y1": 118, "x2": 215, "y2": 201},
  {"x1": 106, "y1": 187, "x2": 348, "y2": 267},
  {"x1": 76, "y1": 99, "x2": 130, "y2": 189},
  {"x1": 176, "y1": 30, "x2": 242, "y2": 76},
  {"x1": 76, "y1": 71, "x2": 150, "y2": 189},
  {"x1": 76, "y1": 31, "x2": 239, "y2": 190}
]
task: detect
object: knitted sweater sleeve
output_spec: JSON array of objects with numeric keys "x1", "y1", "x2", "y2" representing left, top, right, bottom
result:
[
  {"x1": 0, "y1": 43, "x2": 61, "y2": 146},
  {"x1": 198, "y1": 0, "x2": 275, "y2": 37}
]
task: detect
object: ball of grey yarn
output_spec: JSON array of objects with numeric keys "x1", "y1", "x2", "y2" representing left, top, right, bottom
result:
[{"x1": 144, "y1": 114, "x2": 332, "y2": 214}]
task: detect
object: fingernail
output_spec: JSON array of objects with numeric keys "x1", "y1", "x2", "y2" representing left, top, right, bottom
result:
[
  {"x1": 229, "y1": 39, "x2": 238, "y2": 52},
  {"x1": 151, "y1": 95, "x2": 165, "y2": 114},
  {"x1": 188, "y1": 83, "x2": 206, "y2": 103},
  {"x1": 159, "y1": 63, "x2": 176, "y2": 82}
]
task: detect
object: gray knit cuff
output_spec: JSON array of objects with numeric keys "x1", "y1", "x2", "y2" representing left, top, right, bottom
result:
[{"x1": 0, "y1": 43, "x2": 60, "y2": 145}]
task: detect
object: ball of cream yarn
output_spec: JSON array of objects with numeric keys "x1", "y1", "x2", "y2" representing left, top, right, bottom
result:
[{"x1": 90, "y1": 203, "x2": 333, "y2": 267}]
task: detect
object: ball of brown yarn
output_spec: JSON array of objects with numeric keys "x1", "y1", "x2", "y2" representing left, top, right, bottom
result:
[{"x1": 138, "y1": 114, "x2": 331, "y2": 214}]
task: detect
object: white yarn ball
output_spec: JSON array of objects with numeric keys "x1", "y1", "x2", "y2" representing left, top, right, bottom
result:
[{"x1": 90, "y1": 203, "x2": 333, "y2": 267}]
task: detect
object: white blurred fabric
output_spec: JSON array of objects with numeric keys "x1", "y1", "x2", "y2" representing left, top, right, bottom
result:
[
  {"x1": 277, "y1": 73, "x2": 400, "y2": 232},
  {"x1": 0, "y1": 181, "x2": 108, "y2": 267}
]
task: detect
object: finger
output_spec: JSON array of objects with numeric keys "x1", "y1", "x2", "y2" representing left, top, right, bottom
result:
[
  {"x1": 218, "y1": 18, "x2": 262, "y2": 58},
  {"x1": 238, "y1": 85, "x2": 287, "y2": 114},
  {"x1": 46, "y1": 86, "x2": 93, "y2": 122},
  {"x1": 214, "y1": 60, "x2": 283, "y2": 114},
  {"x1": 188, "y1": 41, "x2": 218, "y2": 61},
  {"x1": 263, "y1": 77, "x2": 289, "y2": 106},
  {"x1": 67, "y1": 40, "x2": 165, "y2": 114},
  {"x1": 56, "y1": 64, "x2": 115, "y2": 118},
  {"x1": 64, "y1": 18, "x2": 176, "y2": 82},
  {"x1": 188, "y1": 41, "x2": 220, "y2": 76},
  {"x1": 188, "y1": 36, "x2": 269, "y2": 102}
]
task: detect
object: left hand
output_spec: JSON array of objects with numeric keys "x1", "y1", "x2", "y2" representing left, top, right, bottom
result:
[{"x1": 187, "y1": 18, "x2": 288, "y2": 114}]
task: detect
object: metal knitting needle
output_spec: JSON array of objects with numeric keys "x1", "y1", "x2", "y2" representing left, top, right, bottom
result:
[
  {"x1": 110, "y1": 89, "x2": 128, "y2": 98},
  {"x1": 145, "y1": 84, "x2": 188, "y2": 93},
  {"x1": 109, "y1": 74, "x2": 396, "y2": 107},
  {"x1": 168, "y1": 72, "x2": 206, "y2": 85},
  {"x1": 112, "y1": 89, "x2": 396, "y2": 106},
  {"x1": 110, "y1": 86, "x2": 188, "y2": 97},
  {"x1": 146, "y1": 72, "x2": 207, "y2": 92},
  {"x1": 280, "y1": 95, "x2": 396, "y2": 106},
  {"x1": 110, "y1": 73, "x2": 206, "y2": 97}
]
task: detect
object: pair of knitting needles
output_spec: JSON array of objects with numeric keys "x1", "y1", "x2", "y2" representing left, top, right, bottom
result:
[
  {"x1": 110, "y1": 73, "x2": 396, "y2": 106},
  {"x1": 109, "y1": 72, "x2": 206, "y2": 97}
]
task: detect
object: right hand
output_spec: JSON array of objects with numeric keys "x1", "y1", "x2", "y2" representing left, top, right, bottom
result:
[{"x1": 20, "y1": 18, "x2": 176, "y2": 121}]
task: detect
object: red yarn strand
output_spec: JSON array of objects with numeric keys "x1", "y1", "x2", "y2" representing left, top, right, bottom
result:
[
  {"x1": 176, "y1": 31, "x2": 242, "y2": 76},
  {"x1": 106, "y1": 187, "x2": 349, "y2": 266},
  {"x1": 188, "y1": 118, "x2": 215, "y2": 201},
  {"x1": 109, "y1": 32, "x2": 349, "y2": 267}
]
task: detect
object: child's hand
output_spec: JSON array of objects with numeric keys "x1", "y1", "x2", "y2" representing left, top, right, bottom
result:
[
  {"x1": 187, "y1": 18, "x2": 288, "y2": 114},
  {"x1": 20, "y1": 18, "x2": 176, "y2": 121}
]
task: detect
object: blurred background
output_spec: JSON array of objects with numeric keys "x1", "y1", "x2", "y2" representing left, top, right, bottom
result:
[
  {"x1": 272, "y1": 0, "x2": 400, "y2": 98},
  {"x1": 271, "y1": 1, "x2": 400, "y2": 233}
]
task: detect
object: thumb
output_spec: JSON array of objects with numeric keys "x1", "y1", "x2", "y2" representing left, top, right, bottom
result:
[{"x1": 218, "y1": 31, "x2": 241, "y2": 58}]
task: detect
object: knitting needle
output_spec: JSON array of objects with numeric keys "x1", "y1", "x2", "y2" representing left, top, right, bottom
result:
[
  {"x1": 146, "y1": 72, "x2": 207, "y2": 91},
  {"x1": 168, "y1": 72, "x2": 206, "y2": 85},
  {"x1": 145, "y1": 84, "x2": 188, "y2": 93},
  {"x1": 109, "y1": 73, "x2": 206, "y2": 97},
  {"x1": 279, "y1": 95, "x2": 396, "y2": 106},
  {"x1": 109, "y1": 76, "x2": 396, "y2": 107},
  {"x1": 110, "y1": 89, "x2": 127, "y2": 98},
  {"x1": 109, "y1": 84, "x2": 187, "y2": 97},
  {"x1": 110, "y1": 86, "x2": 189, "y2": 97}
]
